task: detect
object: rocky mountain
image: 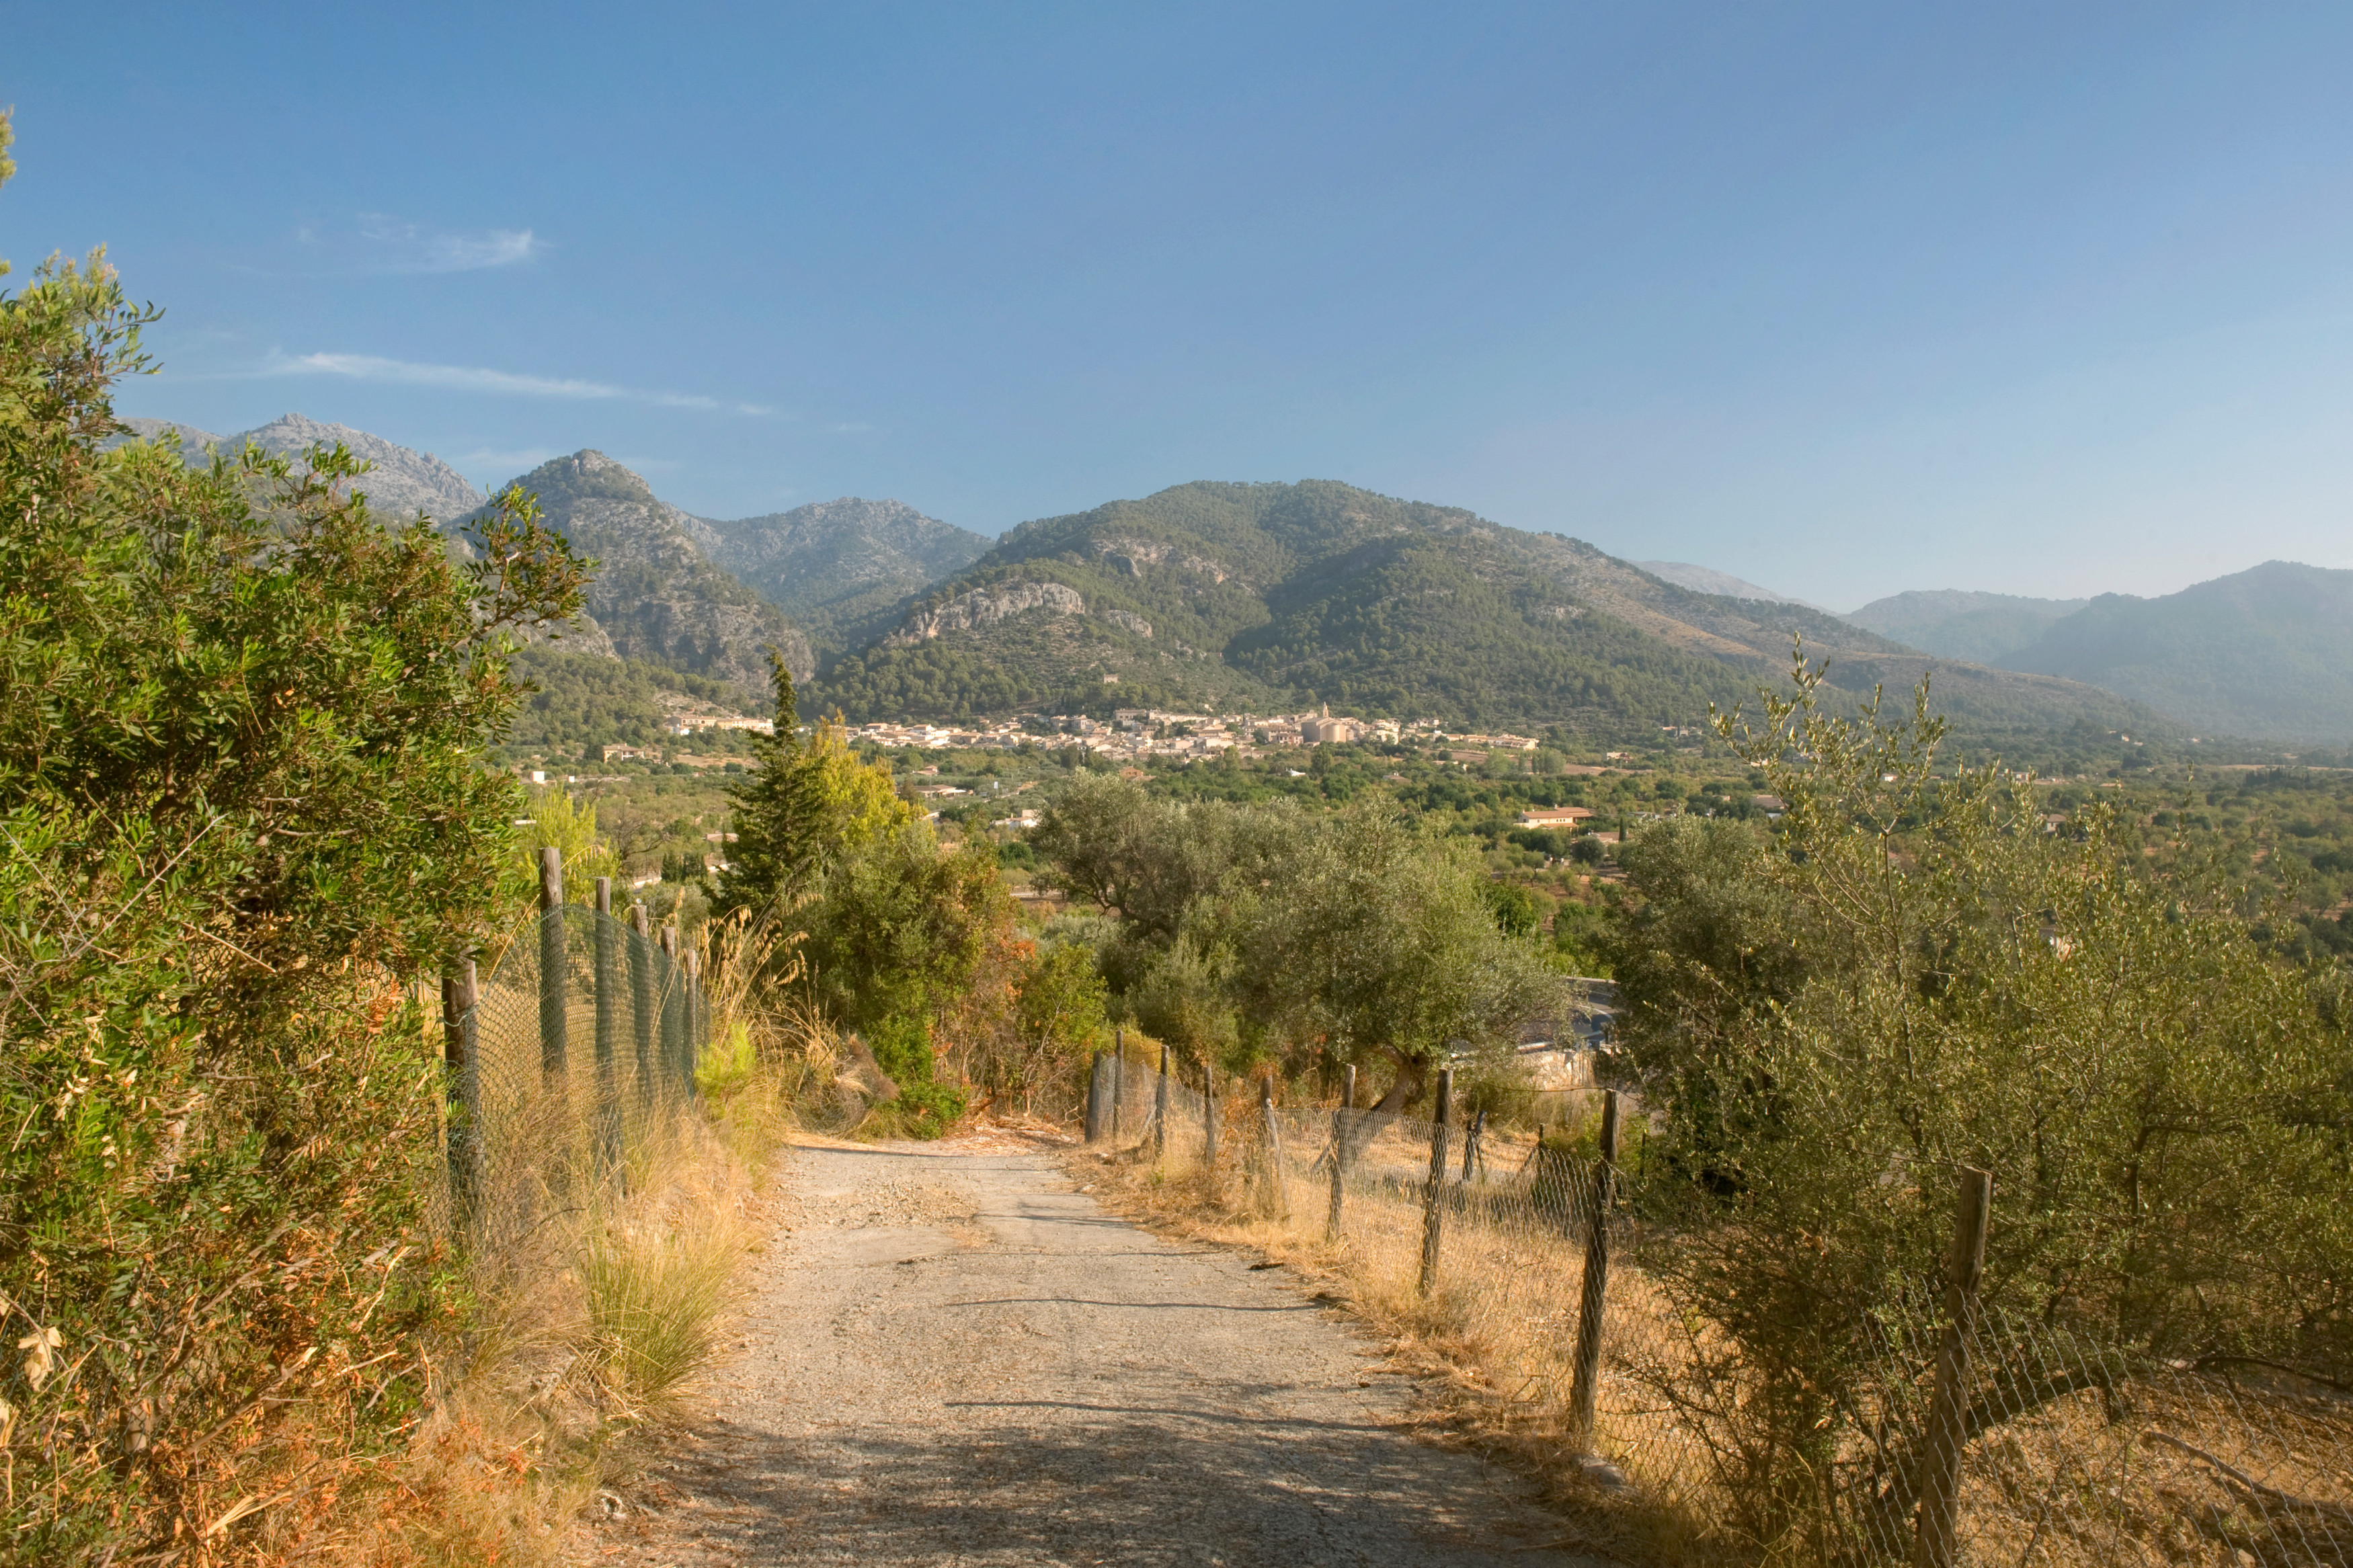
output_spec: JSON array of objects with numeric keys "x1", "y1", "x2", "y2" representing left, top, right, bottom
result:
[
  {"x1": 115, "y1": 417, "x2": 225, "y2": 452},
  {"x1": 229, "y1": 413, "x2": 485, "y2": 523},
  {"x1": 686, "y1": 497, "x2": 991, "y2": 653},
  {"x1": 815, "y1": 479, "x2": 2165, "y2": 740},
  {"x1": 1996, "y1": 562, "x2": 2353, "y2": 744},
  {"x1": 1845, "y1": 589, "x2": 2090, "y2": 664},
  {"x1": 1636, "y1": 561, "x2": 1819, "y2": 608},
  {"x1": 114, "y1": 413, "x2": 485, "y2": 523},
  {"x1": 469, "y1": 451, "x2": 812, "y2": 704}
]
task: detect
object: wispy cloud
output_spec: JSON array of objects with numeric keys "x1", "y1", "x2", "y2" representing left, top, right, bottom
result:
[
  {"x1": 354, "y1": 214, "x2": 541, "y2": 274},
  {"x1": 263, "y1": 352, "x2": 783, "y2": 417},
  {"x1": 281, "y1": 352, "x2": 620, "y2": 398}
]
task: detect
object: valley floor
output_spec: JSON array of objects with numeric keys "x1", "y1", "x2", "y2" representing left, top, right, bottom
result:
[{"x1": 580, "y1": 1128, "x2": 1613, "y2": 1567}]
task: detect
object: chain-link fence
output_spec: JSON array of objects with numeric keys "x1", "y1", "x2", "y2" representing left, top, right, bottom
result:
[
  {"x1": 437, "y1": 872, "x2": 707, "y2": 1247},
  {"x1": 1084, "y1": 1052, "x2": 2353, "y2": 1567}
]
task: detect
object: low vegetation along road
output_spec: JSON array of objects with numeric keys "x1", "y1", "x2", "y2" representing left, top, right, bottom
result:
[{"x1": 588, "y1": 1130, "x2": 1613, "y2": 1567}]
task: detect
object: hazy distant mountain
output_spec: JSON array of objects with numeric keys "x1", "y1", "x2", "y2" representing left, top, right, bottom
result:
[
  {"x1": 1997, "y1": 562, "x2": 2353, "y2": 743},
  {"x1": 1637, "y1": 561, "x2": 1819, "y2": 608},
  {"x1": 1845, "y1": 589, "x2": 2090, "y2": 664},
  {"x1": 687, "y1": 497, "x2": 990, "y2": 653},
  {"x1": 471, "y1": 451, "x2": 812, "y2": 702},
  {"x1": 816, "y1": 478, "x2": 2162, "y2": 739},
  {"x1": 114, "y1": 417, "x2": 225, "y2": 452}
]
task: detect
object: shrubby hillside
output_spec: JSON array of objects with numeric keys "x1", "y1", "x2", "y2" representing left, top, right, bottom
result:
[{"x1": 816, "y1": 479, "x2": 2168, "y2": 741}]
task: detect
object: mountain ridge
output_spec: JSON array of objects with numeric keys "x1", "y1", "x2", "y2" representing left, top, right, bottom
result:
[
  {"x1": 114, "y1": 413, "x2": 485, "y2": 524},
  {"x1": 1844, "y1": 587, "x2": 2090, "y2": 664},
  {"x1": 686, "y1": 496, "x2": 990, "y2": 653},
  {"x1": 815, "y1": 479, "x2": 2167, "y2": 740},
  {"x1": 467, "y1": 450, "x2": 813, "y2": 704},
  {"x1": 1997, "y1": 561, "x2": 2353, "y2": 743},
  {"x1": 1636, "y1": 560, "x2": 1821, "y2": 609}
]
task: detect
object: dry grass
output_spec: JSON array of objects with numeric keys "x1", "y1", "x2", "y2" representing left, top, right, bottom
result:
[{"x1": 311, "y1": 908, "x2": 816, "y2": 1568}]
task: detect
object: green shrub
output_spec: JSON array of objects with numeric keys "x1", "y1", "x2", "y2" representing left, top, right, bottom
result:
[
  {"x1": 0, "y1": 230, "x2": 588, "y2": 1555},
  {"x1": 696, "y1": 1018, "x2": 759, "y2": 1103},
  {"x1": 867, "y1": 1015, "x2": 968, "y2": 1137}
]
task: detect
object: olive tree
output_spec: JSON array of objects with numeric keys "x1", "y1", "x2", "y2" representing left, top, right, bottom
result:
[{"x1": 1607, "y1": 651, "x2": 2353, "y2": 1544}]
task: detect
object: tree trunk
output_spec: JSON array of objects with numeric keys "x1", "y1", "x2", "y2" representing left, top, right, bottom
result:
[{"x1": 1367, "y1": 1051, "x2": 1427, "y2": 1115}]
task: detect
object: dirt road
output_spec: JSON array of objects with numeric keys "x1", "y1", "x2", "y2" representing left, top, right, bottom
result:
[{"x1": 591, "y1": 1132, "x2": 1613, "y2": 1567}]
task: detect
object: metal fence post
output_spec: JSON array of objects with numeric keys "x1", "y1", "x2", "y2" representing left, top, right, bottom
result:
[
  {"x1": 1084, "y1": 1050, "x2": 1105, "y2": 1142},
  {"x1": 629, "y1": 904, "x2": 654, "y2": 1112},
  {"x1": 1916, "y1": 1167, "x2": 1993, "y2": 1568},
  {"x1": 1152, "y1": 1045, "x2": 1169, "y2": 1157},
  {"x1": 1461, "y1": 1107, "x2": 1484, "y2": 1182},
  {"x1": 593, "y1": 878, "x2": 619, "y2": 1170},
  {"x1": 537, "y1": 847, "x2": 567, "y2": 1083},
  {"x1": 1259, "y1": 1079, "x2": 1288, "y2": 1217},
  {"x1": 440, "y1": 959, "x2": 480, "y2": 1223},
  {"x1": 1417, "y1": 1067, "x2": 1453, "y2": 1296},
  {"x1": 1568, "y1": 1089, "x2": 1622, "y2": 1441},
  {"x1": 1327, "y1": 1063, "x2": 1355, "y2": 1239}
]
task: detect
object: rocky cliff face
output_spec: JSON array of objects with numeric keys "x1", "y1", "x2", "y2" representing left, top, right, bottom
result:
[
  {"x1": 477, "y1": 451, "x2": 813, "y2": 699},
  {"x1": 884, "y1": 580, "x2": 1086, "y2": 645}
]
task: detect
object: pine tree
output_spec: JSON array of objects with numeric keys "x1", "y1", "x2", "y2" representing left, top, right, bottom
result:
[{"x1": 717, "y1": 654, "x2": 912, "y2": 919}]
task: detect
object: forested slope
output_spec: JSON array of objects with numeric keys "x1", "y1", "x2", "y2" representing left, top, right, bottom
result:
[{"x1": 1999, "y1": 561, "x2": 2353, "y2": 743}]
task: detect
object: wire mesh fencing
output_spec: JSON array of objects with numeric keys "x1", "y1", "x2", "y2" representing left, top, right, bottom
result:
[
  {"x1": 1082, "y1": 1053, "x2": 2353, "y2": 1567},
  {"x1": 438, "y1": 882, "x2": 707, "y2": 1261}
]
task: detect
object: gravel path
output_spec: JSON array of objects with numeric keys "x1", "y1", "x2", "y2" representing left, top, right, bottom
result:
[{"x1": 589, "y1": 1130, "x2": 1614, "y2": 1567}]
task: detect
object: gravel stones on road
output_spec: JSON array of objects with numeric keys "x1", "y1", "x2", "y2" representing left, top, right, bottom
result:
[{"x1": 588, "y1": 1133, "x2": 1614, "y2": 1567}]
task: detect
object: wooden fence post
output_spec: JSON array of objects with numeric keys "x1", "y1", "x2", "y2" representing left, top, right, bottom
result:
[
  {"x1": 1461, "y1": 1107, "x2": 1485, "y2": 1182},
  {"x1": 1327, "y1": 1063, "x2": 1355, "y2": 1239},
  {"x1": 440, "y1": 960, "x2": 480, "y2": 1221},
  {"x1": 1259, "y1": 1079, "x2": 1289, "y2": 1217},
  {"x1": 1203, "y1": 1066, "x2": 1219, "y2": 1171},
  {"x1": 537, "y1": 847, "x2": 567, "y2": 1083},
  {"x1": 1567, "y1": 1089, "x2": 1622, "y2": 1441},
  {"x1": 1915, "y1": 1167, "x2": 1993, "y2": 1568},
  {"x1": 1084, "y1": 1050, "x2": 1105, "y2": 1142},
  {"x1": 1417, "y1": 1068, "x2": 1453, "y2": 1296},
  {"x1": 682, "y1": 949, "x2": 702, "y2": 1100},
  {"x1": 659, "y1": 924, "x2": 683, "y2": 1098},
  {"x1": 629, "y1": 905, "x2": 654, "y2": 1112},
  {"x1": 1111, "y1": 1030, "x2": 1124, "y2": 1141},
  {"x1": 1152, "y1": 1046, "x2": 1169, "y2": 1157},
  {"x1": 592, "y1": 878, "x2": 619, "y2": 1170}
]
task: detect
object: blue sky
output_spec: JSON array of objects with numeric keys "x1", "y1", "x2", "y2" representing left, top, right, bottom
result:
[{"x1": 7, "y1": 2, "x2": 2352, "y2": 608}]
